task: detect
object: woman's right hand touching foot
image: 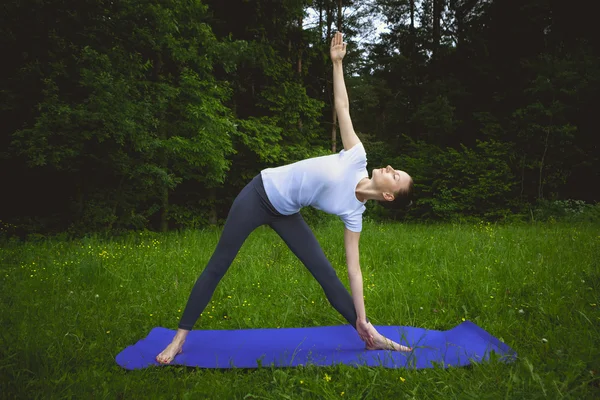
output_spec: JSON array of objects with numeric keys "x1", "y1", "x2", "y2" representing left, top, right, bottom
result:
[{"x1": 363, "y1": 322, "x2": 412, "y2": 352}]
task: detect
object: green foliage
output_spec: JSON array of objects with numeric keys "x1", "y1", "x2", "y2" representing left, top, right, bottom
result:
[
  {"x1": 532, "y1": 200, "x2": 600, "y2": 223},
  {"x1": 359, "y1": 0, "x2": 600, "y2": 224},
  {"x1": 167, "y1": 203, "x2": 214, "y2": 230},
  {"x1": 397, "y1": 138, "x2": 516, "y2": 221},
  {"x1": 236, "y1": 117, "x2": 285, "y2": 163},
  {"x1": 411, "y1": 94, "x2": 457, "y2": 139},
  {"x1": 5, "y1": 0, "x2": 244, "y2": 233},
  {"x1": 1, "y1": 0, "x2": 599, "y2": 234},
  {"x1": 512, "y1": 53, "x2": 581, "y2": 200},
  {"x1": 256, "y1": 80, "x2": 325, "y2": 162}
]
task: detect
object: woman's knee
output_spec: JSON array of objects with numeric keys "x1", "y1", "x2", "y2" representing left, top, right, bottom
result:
[{"x1": 202, "y1": 258, "x2": 232, "y2": 281}]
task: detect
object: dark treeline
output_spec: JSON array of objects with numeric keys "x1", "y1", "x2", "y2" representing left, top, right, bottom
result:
[{"x1": 1, "y1": 0, "x2": 598, "y2": 236}]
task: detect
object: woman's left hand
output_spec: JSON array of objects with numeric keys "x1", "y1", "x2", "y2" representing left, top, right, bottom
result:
[{"x1": 330, "y1": 32, "x2": 347, "y2": 62}]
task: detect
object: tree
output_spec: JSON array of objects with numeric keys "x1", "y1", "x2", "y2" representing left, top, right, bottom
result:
[{"x1": 3, "y1": 0, "x2": 241, "y2": 232}]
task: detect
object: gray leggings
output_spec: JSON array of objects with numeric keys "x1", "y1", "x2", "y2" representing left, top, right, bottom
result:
[{"x1": 178, "y1": 173, "x2": 364, "y2": 330}]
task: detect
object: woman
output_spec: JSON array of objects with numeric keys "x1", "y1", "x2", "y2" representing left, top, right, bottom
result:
[{"x1": 157, "y1": 32, "x2": 414, "y2": 364}]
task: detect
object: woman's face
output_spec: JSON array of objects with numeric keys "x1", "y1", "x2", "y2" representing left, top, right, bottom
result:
[{"x1": 372, "y1": 165, "x2": 411, "y2": 199}]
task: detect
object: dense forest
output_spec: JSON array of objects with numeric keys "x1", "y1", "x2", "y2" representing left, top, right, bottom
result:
[{"x1": 1, "y1": 0, "x2": 598, "y2": 236}]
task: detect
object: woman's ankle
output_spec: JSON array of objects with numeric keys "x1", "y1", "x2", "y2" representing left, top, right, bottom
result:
[{"x1": 173, "y1": 329, "x2": 190, "y2": 343}]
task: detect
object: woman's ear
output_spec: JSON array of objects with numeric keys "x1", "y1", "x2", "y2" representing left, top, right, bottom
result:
[{"x1": 383, "y1": 192, "x2": 395, "y2": 202}]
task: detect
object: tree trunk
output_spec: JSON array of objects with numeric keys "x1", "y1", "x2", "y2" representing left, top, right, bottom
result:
[
  {"x1": 410, "y1": 0, "x2": 416, "y2": 57},
  {"x1": 326, "y1": 0, "x2": 336, "y2": 152},
  {"x1": 298, "y1": 14, "x2": 303, "y2": 131},
  {"x1": 410, "y1": 0, "x2": 415, "y2": 28},
  {"x1": 336, "y1": 0, "x2": 343, "y2": 31},
  {"x1": 74, "y1": 178, "x2": 84, "y2": 228},
  {"x1": 331, "y1": 109, "x2": 337, "y2": 153},
  {"x1": 449, "y1": 0, "x2": 461, "y2": 47},
  {"x1": 319, "y1": 1, "x2": 323, "y2": 36},
  {"x1": 326, "y1": 0, "x2": 332, "y2": 40},
  {"x1": 520, "y1": 155, "x2": 526, "y2": 198},
  {"x1": 450, "y1": 0, "x2": 479, "y2": 49},
  {"x1": 153, "y1": 52, "x2": 169, "y2": 233},
  {"x1": 208, "y1": 187, "x2": 218, "y2": 225},
  {"x1": 160, "y1": 186, "x2": 168, "y2": 232},
  {"x1": 538, "y1": 128, "x2": 551, "y2": 200},
  {"x1": 108, "y1": 176, "x2": 125, "y2": 231},
  {"x1": 297, "y1": 17, "x2": 303, "y2": 75},
  {"x1": 433, "y1": 0, "x2": 443, "y2": 61}
]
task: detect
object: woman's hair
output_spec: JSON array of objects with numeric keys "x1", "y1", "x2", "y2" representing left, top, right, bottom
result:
[{"x1": 378, "y1": 177, "x2": 414, "y2": 210}]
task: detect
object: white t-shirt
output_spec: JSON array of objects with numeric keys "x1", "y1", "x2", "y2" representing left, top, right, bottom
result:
[{"x1": 261, "y1": 143, "x2": 368, "y2": 232}]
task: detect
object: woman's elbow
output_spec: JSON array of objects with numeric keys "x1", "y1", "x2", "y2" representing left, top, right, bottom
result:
[
  {"x1": 347, "y1": 264, "x2": 362, "y2": 278},
  {"x1": 335, "y1": 101, "x2": 349, "y2": 112}
]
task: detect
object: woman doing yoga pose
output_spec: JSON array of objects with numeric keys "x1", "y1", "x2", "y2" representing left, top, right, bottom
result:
[{"x1": 157, "y1": 32, "x2": 414, "y2": 364}]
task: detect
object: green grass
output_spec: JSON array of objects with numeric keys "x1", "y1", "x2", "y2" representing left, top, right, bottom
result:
[{"x1": 1, "y1": 220, "x2": 599, "y2": 399}]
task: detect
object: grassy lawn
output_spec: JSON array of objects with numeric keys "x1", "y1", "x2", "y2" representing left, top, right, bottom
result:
[{"x1": 1, "y1": 220, "x2": 599, "y2": 399}]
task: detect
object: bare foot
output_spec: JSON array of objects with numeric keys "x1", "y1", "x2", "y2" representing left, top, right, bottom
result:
[
  {"x1": 156, "y1": 329, "x2": 189, "y2": 364},
  {"x1": 156, "y1": 340, "x2": 183, "y2": 364},
  {"x1": 365, "y1": 325, "x2": 412, "y2": 352}
]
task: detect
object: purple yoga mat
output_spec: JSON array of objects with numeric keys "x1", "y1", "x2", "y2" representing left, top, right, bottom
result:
[{"x1": 116, "y1": 321, "x2": 516, "y2": 370}]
